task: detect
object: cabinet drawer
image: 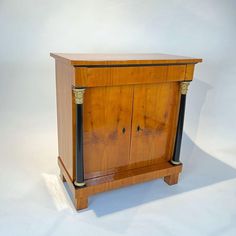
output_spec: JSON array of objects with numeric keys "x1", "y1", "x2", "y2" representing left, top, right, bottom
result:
[{"x1": 75, "y1": 65, "x2": 186, "y2": 87}]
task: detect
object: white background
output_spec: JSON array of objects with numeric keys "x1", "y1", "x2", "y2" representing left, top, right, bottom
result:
[{"x1": 0, "y1": 1, "x2": 236, "y2": 235}]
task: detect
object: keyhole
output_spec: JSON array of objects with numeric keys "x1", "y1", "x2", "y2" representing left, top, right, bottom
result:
[
  {"x1": 137, "y1": 125, "x2": 142, "y2": 132},
  {"x1": 122, "y1": 128, "x2": 126, "y2": 134}
]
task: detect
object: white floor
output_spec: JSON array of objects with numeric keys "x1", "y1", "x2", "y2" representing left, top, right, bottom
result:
[{"x1": 0, "y1": 114, "x2": 236, "y2": 236}]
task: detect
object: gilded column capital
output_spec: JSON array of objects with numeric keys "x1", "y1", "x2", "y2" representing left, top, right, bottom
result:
[
  {"x1": 73, "y1": 88, "x2": 85, "y2": 104},
  {"x1": 180, "y1": 82, "x2": 190, "y2": 95}
]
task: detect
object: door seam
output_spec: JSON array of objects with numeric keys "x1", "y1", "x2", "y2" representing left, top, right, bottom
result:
[{"x1": 128, "y1": 85, "x2": 135, "y2": 162}]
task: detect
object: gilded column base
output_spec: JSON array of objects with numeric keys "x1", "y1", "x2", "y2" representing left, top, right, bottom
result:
[
  {"x1": 74, "y1": 181, "x2": 86, "y2": 187},
  {"x1": 171, "y1": 160, "x2": 182, "y2": 165}
]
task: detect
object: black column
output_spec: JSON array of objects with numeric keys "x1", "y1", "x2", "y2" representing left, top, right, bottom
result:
[
  {"x1": 73, "y1": 88, "x2": 86, "y2": 187},
  {"x1": 171, "y1": 82, "x2": 189, "y2": 165}
]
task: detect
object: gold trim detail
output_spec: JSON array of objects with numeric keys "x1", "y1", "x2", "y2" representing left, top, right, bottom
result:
[
  {"x1": 180, "y1": 82, "x2": 190, "y2": 95},
  {"x1": 74, "y1": 181, "x2": 86, "y2": 187},
  {"x1": 171, "y1": 160, "x2": 181, "y2": 165},
  {"x1": 73, "y1": 88, "x2": 85, "y2": 104}
]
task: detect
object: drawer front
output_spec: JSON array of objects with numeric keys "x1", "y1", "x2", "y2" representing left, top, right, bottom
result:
[{"x1": 75, "y1": 65, "x2": 186, "y2": 87}]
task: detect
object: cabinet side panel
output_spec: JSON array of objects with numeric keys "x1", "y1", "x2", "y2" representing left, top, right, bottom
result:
[
  {"x1": 55, "y1": 61, "x2": 74, "y2": 179},
  {"x1": 130, "y1": 82, "x2": 180, "y2": 164},
  {"x1": 83, "y1": 86, "x2": 133, "y2": 179}
]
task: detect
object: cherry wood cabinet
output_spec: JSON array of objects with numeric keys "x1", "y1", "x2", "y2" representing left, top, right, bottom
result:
[{"x1": 51, "y1": 53, "x2": 202, "y2": 210}]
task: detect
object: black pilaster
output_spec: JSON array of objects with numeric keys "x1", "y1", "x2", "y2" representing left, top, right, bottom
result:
[
  {"x1": 73, "y1": 88, "x2": 86, "y2": 187},
  {"x1": 171, "y1": 82, "x2": 190, "y2": 165}
]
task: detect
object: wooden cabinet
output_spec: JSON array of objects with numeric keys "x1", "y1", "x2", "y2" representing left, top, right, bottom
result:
[{"x1": 51, "y1": 53, "x2": 202, "y2": 210}]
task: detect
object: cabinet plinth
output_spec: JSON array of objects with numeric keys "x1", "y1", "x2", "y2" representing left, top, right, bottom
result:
[{"x1": 51, "y1": 53, "x2": 202, "y2": 210}]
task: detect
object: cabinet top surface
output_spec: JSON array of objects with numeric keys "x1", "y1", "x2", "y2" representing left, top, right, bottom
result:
[{"x1": 50, "y1": 53, "x2": 202, "y2": 66}]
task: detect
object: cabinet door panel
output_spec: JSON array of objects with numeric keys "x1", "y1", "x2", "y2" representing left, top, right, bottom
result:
[
  {"x1": 130, "y1": 83, "x2": 180, "y2": 164},
  {"x1": 83, "y1": 86, "x2": 133, "y2": 178}
]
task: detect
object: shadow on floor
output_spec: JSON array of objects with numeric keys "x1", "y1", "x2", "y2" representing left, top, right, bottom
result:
[{"x1": 69, "y1": 132, "x2": 236, "y2": 216}]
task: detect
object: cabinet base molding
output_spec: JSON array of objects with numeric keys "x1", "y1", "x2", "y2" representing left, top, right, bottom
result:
[{"x1": 58, "y1": 156, "x2": 182, "y2": 210}]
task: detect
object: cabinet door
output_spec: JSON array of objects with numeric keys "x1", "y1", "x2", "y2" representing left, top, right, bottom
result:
[
  {"x1": 83, "y1": 86, "x2": 133, "y2": 179},
  {"x1": 129, "y1": 83, "x2": 180, "y2": 165}
]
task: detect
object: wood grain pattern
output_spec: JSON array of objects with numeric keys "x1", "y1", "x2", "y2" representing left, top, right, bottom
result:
[
  {"x1": 83, "y1": 86, "x2": 133, "y2": 178},
  {"x1": 74, "y1": 197, "x2": 88, "y2": 210},
  {"x1": 58, "y1": 156, "x2": 182, "y2": 210},
  {"x1": 58, "y1": 156, "x2": 76, "y2": 198},
  {"x1": 164, "y1": 173, "x2": 179, "y2": 185},
  {"x1": 129, "y1": 82, "x2": 180, "y2": 164},
  {"x1": 55, "y1": 61, "x2": 75, "y2": 179},
  {"x1": 83, "y1": 158, "x2": 175, "y2": 180},
  {"x1": 167, "y1": 65, "x2": 186, "y2": 81},
  {"x1": 84, "y1": 161, "x2": 182, "y2": 187},
  {"x1": 165, "y1": 88, "x2": 181, "y2": 160},
  {"x1": 51, "y1": 53, "x2": 202, "y2": 66},
  {"x1": 77, "y1": 161, "x2": 182, "y2": 198},
  {"x1": 185, "y1": 64, "x2": 195, "y2": 81},
  {"x1": 75, "y1": 65, "x2": 186, "y2": 87}
]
